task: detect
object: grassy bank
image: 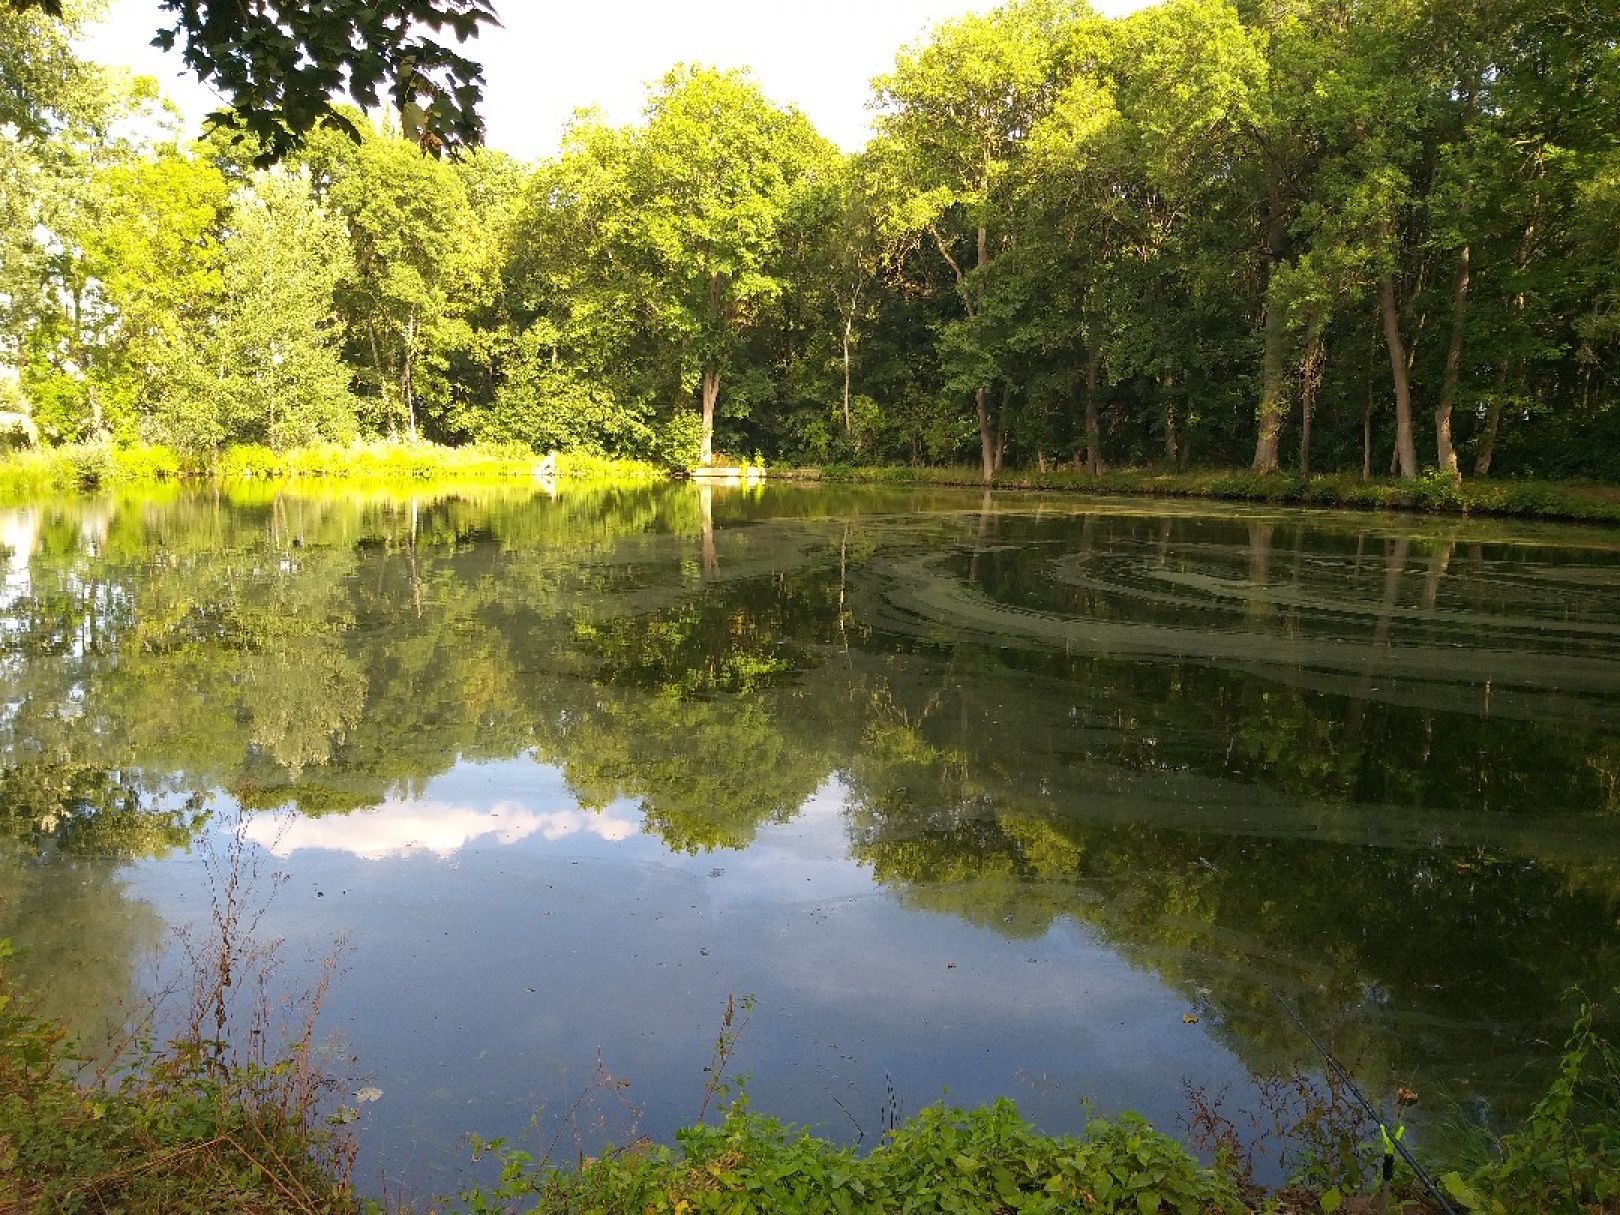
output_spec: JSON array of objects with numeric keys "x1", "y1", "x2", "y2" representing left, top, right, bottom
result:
[
  {"x1": 785, "y1": 465, "x2": 1620, "y2": 525},
  {"x1": 0, "y1": 440, "x2": 665, "y2": 498}
]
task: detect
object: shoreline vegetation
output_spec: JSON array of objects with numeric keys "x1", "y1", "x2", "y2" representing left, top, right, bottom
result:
[
  {"x1": 5, "y1": 439, "x2": 1620, "y2": 526},
  {"x1": 1, "y1": 946, "x2": 1614, "y2": 1215},
  {"x1": 0, "y1": 440, "x2": 664, "y2": 500}
]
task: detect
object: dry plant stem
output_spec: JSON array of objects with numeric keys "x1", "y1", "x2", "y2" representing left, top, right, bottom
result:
[
  {"x1": 225, "y1": 1131, "x2": 320, "y2": 1215},
  {"x1": 60, "y1": 1136, "x2": 229, "y2": 1203},
  {"x1": 697, "y1": 993, "x2": 753, "y2": 1123}
]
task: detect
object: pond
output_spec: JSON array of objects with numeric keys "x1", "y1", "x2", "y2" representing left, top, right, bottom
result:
[{"x1": 2, "y1": 481, "x2": 1617, "y2": 1197}]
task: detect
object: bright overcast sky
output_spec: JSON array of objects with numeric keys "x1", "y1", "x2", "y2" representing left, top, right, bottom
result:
[{"x1": 79, "y1": 0, "x2": 1151, "y2": 160}]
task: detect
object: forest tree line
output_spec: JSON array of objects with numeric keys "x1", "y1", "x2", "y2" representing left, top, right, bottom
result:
[{"x1": 2, "y1": 0, "x2": 1618, "y2": 480}]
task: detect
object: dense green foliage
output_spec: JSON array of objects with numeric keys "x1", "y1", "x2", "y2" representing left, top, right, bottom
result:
[
  {"x1": 3, "y1": 0, "x2": 1617, "y2": 482},
  {"x1": 463, "y1": 1098, "x2": 1243, "y2": 1214}
]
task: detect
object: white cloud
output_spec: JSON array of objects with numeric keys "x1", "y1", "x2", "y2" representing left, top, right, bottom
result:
[{"x1": 242, "y1": 799, "x2": 638, "y2": 861}]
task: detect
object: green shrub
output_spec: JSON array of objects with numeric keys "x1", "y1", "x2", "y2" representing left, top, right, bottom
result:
[
  {"x1": 462, "y1": 1096, "x2": 1244, "y2": 1215},
  {"x1": 218, "y1": 443, "x2": 289, "y2": 479},
  {"x1": 654, "y1": 412, "x2": 706, "y2": 470},
  {"x1": 1444, "y1": 1001, "x2": 1620, "y2": 1214},
  {"x1": 61, "y1": 440, "x2": 115, "y2": 488},
  {"x1": 552, "y1": 450, "x2": 665, "y2": 481},
  {"x1": 109, "y1": 443, "x2": 182, "y2": 482}
]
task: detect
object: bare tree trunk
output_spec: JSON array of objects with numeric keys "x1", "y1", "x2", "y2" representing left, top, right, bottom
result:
[
  {"x1": 842, "y1": 316, "x2": 854, "y2": 435},
  {"x1": 993, "y1": 383, "x2": 1011, "y2": 475},
  {"x1": 1252, "y1": 290, "x2": 1289, "y2": 471},
  {"x1": 1435, "y1": 243, "x2": 1469, "y2": 481},
  {"x1": 1475, "y1": 362, "x2": 1507, "y2": 476},
  {"x1": 974, "y1": 225, "x2": 995, "y2": 485},
  {"x1": 1083, "y1": 349, "x2": 1104, "y2": 475},
  {"x1": 1362, "y1": 389, "x2": 1374, "y2": 482},
  {"x1": 1298, "y1": 330, "x2": 1323, "y2": 478},
  {"x1": 1251, "y1": 186, "x2": 1291, "y2": 472},
  {"x1": 699, "y1": 367, "x2": 720, "y2": 467},
  {"x1": 402, "y1": 312, "x2": 419, "y2": 442},
  {"x1": 1379, "y1": 272, "x2": 1419, "y2": 479},
  {"x1": 1162, "y1": 376, "x2": 1179, "y2": 466},
  {"x1": 975, "y1": 388, "x2": 996, "y2": 483}
]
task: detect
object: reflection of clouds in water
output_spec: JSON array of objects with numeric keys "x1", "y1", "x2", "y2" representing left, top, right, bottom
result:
[
  {"x1": 242, "y1": 800, "x2": 638, "y2": 860},
  {"x1": 0, "y1": 508, "x2": 40, "y2": 612}
]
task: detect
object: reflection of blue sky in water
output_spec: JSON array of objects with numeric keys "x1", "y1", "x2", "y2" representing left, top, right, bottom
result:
[
  {"x1": 126, "y1": 756, "x2": 1265, "y2": 1197},
  {"x1": 11, "y1": 486, "x2": 1617, "y2": 1201}
]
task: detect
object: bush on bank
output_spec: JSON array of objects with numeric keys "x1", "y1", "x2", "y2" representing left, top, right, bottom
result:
[{"x1": 462, "y1": 1098, "x2": 1243, "y2": 1215}]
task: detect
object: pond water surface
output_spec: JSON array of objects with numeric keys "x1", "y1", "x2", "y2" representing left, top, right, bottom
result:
[{"x1": 2, "y1": 482, "x2": 1617, "y2": 1196}]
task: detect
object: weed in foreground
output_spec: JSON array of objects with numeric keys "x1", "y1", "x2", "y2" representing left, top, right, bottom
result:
[{"x1": 0, "y1": 810, "x2": 360, "y2": 1214}]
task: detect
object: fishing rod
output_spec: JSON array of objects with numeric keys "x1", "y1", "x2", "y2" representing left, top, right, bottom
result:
[{"x1": 1271, "y1": 991, "x2": 1460, "y2": 1215}]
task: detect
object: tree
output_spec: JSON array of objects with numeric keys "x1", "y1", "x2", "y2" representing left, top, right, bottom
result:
[
  {"x1": 5, "y1": 0, "x2": 496, "y2": 163},
  {"x1": 872, "y1": 0, "x2": 1086, "y2": 483},
  {"x1": 630, "y1": 66, "x2": 833, "y2": 466},
  {"x1": 320, "y1": 124, "x2": 480, "y2": 441},
  {"x1": 0, "y1": 2, "x2": 110, "y2": 423},
  {"x1": 150, "y1": 170, "x2": 358, "y2": 451}
]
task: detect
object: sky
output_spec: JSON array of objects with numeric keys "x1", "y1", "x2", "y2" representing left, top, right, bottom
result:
[{"x1": 78, "y1": 0, "x2": 1149, "y2": 161}]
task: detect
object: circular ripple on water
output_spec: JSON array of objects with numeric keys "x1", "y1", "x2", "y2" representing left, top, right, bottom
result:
[{"x1": 862, "y1": 534, "x2": 1620, "y2": 728}]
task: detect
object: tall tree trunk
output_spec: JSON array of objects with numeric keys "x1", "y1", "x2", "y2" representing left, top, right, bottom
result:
[
  {"x1": 1298, "y1": 330, "x2": 1323, "y2": 478},
  {"x1": 1378, "y1": 272, "x2": 1418, "y2": 479},
  {"x1": 1474, "y1": 362, "x2": 1508, "y2": 476},
  {"x1": 975, "y1": 388, "x2": 996, "y2": 483},
  {"x1": 1162, "y1": 375, "x2": 1179, "y2": 466},
  {"x1": 974, "y1": 225, "x2": 995, "y2": 484},
  {"x1": 400, "y1": 313, "x2": 419, "y2": 442},
  {"x1": 1252, "y1": 288, "x2": 1289, "y2": 472},
  {"x1": 1362, "y1": 389, "x2": 1374, "y2": 482},
  {"x1": 1083, "y1": 349, "x2": 1104, "y2": 475},
  {"x1": 699, "y1": 367, "x2": 720, "y2": 467},
  {"x1": 1251, "y1": 184, "x2": 1291, "y2": 472},
  {"x1": 993, "y1": 383, "x2": 1011, "y2": 475},
  {"x1": 1435, "y1": 243, "x2": 1470, "y2": 481},
  {"x1": 842, "y1": 316, "x2": 854, "y2": 435}
]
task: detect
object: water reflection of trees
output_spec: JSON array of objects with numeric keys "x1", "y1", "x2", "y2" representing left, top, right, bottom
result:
[{"x1": 2, "y1": 486, "x2": 1618, "y2": 1115}]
